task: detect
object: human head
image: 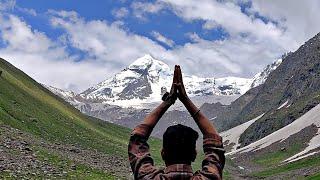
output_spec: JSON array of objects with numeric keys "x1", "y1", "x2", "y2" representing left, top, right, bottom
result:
[{"x1": 161, "y1": 124, "x2": 199, "y2": 165}]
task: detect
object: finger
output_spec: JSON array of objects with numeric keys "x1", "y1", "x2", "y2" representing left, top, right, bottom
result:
[
  {"x1": 177, "y1": 66, "x2": 183, "y2": 84},
  {"x1": 173, "y1": 65, "x2": 179, "y2": 84},
  {"x1": 170, "y1": 66, "x2": 178, "y2": 93}
]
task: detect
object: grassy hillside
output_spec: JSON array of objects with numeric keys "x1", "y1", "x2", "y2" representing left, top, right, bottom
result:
[
  {"x1": 0, "y1": 57, "x2": 128, "y2": 154},
  {"x1": 0, "y1": 58, "x2": 165, "y2": 179}
]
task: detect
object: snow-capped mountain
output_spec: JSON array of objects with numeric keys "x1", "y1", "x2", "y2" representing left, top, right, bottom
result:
[
  {"x1": 42, "y1": 84, "x2": 77, "y2": 102},
  {"x1": 250, "y1": 58, "x2": 283, "y2": 88},
  {"x1": 44, "y1": 54, "x2": 282, "y2": 108},
  {"x1": 79, "y1": 54, "x2": 252, "y2": 107}
]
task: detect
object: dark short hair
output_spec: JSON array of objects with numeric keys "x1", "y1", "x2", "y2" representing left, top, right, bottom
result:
[{"x1": 163, "y1": 124, "x2": 199, "y2": 164}]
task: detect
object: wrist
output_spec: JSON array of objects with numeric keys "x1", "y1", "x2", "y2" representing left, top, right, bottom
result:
[
  {"x1": 163, "y1": 100, "x2": 173, "y2": 107},
  {"x1": 162, "y1": 92, "x2": 177, "y2": 105}
]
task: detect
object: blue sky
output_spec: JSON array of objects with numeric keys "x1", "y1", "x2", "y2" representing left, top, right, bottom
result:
[
  {"x1": 12, "y1": 0, "x2": 228, "y2": 48},
  {"x1": 1, "y1": 0, "x2": 320, "y2": 92}
]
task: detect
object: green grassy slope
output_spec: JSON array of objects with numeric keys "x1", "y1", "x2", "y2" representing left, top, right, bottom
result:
[
  {"x1": 252, "y1": 155, "x2": 320, "y2": 178},
  {"x1": 0, "y1": 58, "x2": 128, "y2": 155}
]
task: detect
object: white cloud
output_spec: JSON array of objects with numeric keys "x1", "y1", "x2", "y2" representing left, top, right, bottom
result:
[
  {"x1": 111, "y1": 7, "x2": 129, "y2": 19},
  {"x1": 133, "y1": 0, "x2": 283, "y2": 40},
  {"x1": 202, "y1": 20, "x2": 218, "y2": 30},
  {"x1": 49, "y1": 10, "x2": 168, "y2": 68},
  {"x1": 48, "y1": 10, "x2": 272, "y2": 77},
  {"x1": 0, "y1": 0, "x2": 15, "y2": 11},
  {"x1": 129, "y1": 0, "x2": 320, "y2": 52},
  {"x1": 151, "y1": 31, "x2": 175, "y2": 47},
  {"x1": 2, "y1": 0, "x2": 320, "y2": 92},
  {"x1": 129, "y1": 0, "x2": 320, "y2": 69},
  {"x1": 168, "y1": 33, "x2": 282, "y2": 77},
  {"x1": 0, "y1": 14, "x2": 109, "y2": 92},
  {"x1": 249, "y1": 0, "x2": 320, "y2": 48},
  {"x1": 131, "y1": 1, "x2": 165, "y2": 20},
  {"x1": 0, "y1": 8, "x2": 288, "y2": 92},
  {"x1": 17, "y1": 7, "x2": 37, "y2": 16},
  {"x1": 0, "y1": 15, "x2": 55, "y2": 53},
  {"x1": 0, "y1": 0, "x2": 36, "y2": 16}
]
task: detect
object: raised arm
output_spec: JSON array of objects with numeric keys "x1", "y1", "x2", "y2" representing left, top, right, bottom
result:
[
  {"x1": 128, "y1": 66, "x2": 178, "y2": 179},
  {"x1": 175, "y1": 65, "x2": 225, "y2": 180},
  {"x1": 132, "y1": 67, "x2": 178, "y2": 137},
  {"x1": 174, "y1": 65, "x2": 218, "y2": 136},
  {"x1": 133, "y1": 100, "x2": 173, "y2": 136}
]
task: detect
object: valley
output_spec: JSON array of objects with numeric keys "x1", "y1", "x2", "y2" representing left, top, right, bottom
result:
[{"x1": 1, "y1": 33, "x2": 320, "y2": 179}]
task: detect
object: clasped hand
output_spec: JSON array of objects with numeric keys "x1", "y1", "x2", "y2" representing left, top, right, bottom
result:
[{"x1": 163, "y1": 65, "x2": 189, "y2": 105}]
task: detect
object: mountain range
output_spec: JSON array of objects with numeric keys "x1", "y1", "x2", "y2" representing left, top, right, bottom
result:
[
  {"x1": 47, "y1": 54, "x2": 281, "y2": 108},
  {"x1": 43, "y1": 53, "x2": 284, "y2": 138}
]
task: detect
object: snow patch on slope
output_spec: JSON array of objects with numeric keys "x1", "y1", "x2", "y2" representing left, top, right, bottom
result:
[
  {"x1": 228, "y1": 104, "x2": 320, "y2": 159},
  {"x1": 215, "y1": 77, "x2": 253, "y2": 95},
  {"x1": 277, "y1": 99, "x2": 289, "y2": 110},
  {"x1": 42, "y1": 84, "x2": 76, "y2": 101},
  {"x1": 41, "y1": 84, "x2": 76, "y2": 98},
  {"x1": 221, "y1": 114, "x2": 264, "y2": 151}
]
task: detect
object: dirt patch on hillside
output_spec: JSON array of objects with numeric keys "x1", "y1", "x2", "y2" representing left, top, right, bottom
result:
[{"x1": 0, "y1": 125, "x2": 132, "y2": 179}]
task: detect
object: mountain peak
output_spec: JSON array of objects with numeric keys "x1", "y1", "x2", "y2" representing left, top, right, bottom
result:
[
  {"x1": 250, "y1": 58, "x2": 283, "y2": 88},
  {"x1": 128, "y1": 54, "x2": 155, "y2": 69},
  {"x1": 128, "y1": 54, "x2": 170, "y2": 72}
]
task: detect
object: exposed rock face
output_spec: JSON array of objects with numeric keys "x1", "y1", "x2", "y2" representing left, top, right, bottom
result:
[
  {"x1": 250, "y1": 57, "x2": 283, "y2": 88},
  {"x1": 238, "y1": 33, "x2": 320, "y2": 146},
  {"x1": 203, "y1": 33, "x2": 320, "y2": 146},
  {"x1": 118, "y1": 74, "x2": 152, "y2": 100}
]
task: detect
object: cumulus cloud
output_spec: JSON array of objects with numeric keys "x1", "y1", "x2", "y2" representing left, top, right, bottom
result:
[
  {"x1": 131, "y1": 0, "x2": 320, "y2": 75},
  {"x1": 169, "y1": 33, "x2": 283, "y2": 77},
  {"x1": 249, "y1": 0, "x2": 320, "y2": 47},
  {"x1": 151, "y1": 31, "x2": 175, "y2": 47},
  {"x1": 111, "y1": 7, "x2": 129, "y2": 19},
  {"x1": 48, "y1": 10, "x2": 274, "y2": 77},
  {"x1": 131, "y1": 0, "x2": 320, "y2": 51},
  {"x1": 2, "y1": 0, "x2": 320, "y2": 92},
  {"x1": 0, "y1": 0, "x2": 36, "y2": 16},
  {"x1": 0, "y1": 8, "x2": 288, "y2": 92},
  {"x1": 131, "y1": 1, "x2": 165, "y2": 20},
  {"x1": 16, "y1": 7, "x2": 37, "y2": 16},
  {"x1": 202, "y1": 20, "x2": 219, "y2": 30},
  {"x1": 0, "y1": 0, "x2": 15, "y2": 11},
  {"x1": 0, "y1": 14, "x2": 109, "y2": 92},
  {"x1": 132, "y1": 0, "x2": 281, "y2": 38},
  {"x1": 49, "y1": 10, "x2": 168, "y2": 68}
]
